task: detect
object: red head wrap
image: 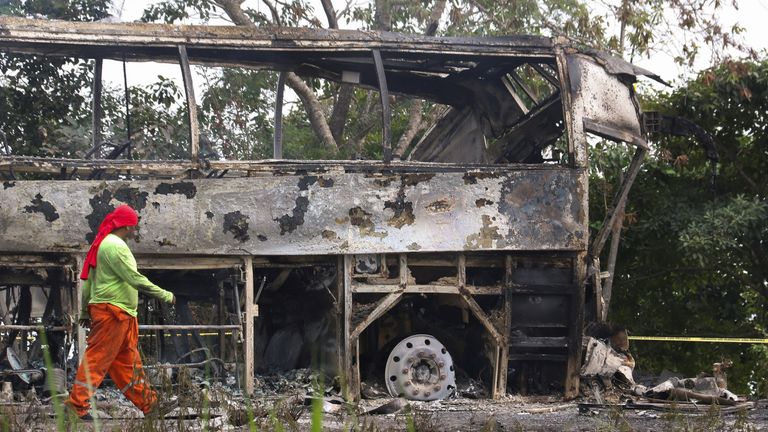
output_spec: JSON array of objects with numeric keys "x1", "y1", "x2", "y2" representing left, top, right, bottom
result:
[{"x1": 80, "y1": 204, "x2": 139, "y2": 280}]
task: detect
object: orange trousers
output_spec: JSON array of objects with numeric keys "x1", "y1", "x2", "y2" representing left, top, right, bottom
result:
[{"x1": 67, "y1": 303, "x2": 156, "y2": 416}]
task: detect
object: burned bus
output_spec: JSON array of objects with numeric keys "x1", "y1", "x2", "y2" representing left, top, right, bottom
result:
[{"x1": 0, "y1": 17, "x2": 656, "y2": 400}]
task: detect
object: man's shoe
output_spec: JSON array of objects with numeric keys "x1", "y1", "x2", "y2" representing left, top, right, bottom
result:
[{"x1": 79, "y1": 413, "x2": 95, "y2": 421}]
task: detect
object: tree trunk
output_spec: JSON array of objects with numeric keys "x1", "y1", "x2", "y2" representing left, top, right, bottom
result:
[
  {"x1": 215, "y1": 0, "x2": 339, "y2": 152},
  {"x1": 286, "y1": 72, "x2": 339, "y2": 152},
  {"x1": 330, "y1": 85, "x2": 353, "y2": 148},
  {"x1": 320, "y1": 0, "x2": 338, "y2": 29},
  {"x1": 394, "y1": 101, "x2": 423, "y2": 158},
  {"x1": 394, "y1": 0, "x2": 447, "y2": 158},
  {"x1": 374, "y1": 0, "x2": 392, "y2": 31}
]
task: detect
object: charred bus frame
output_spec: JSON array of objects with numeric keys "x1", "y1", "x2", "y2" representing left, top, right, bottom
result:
[{"x1": 0, "y1": 17, "x2": 656, "y2": 400}]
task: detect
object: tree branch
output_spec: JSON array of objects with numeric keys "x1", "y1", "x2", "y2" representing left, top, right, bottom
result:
[
  {"x1": 728, "y1": 147, "x2": 759, "y2": 193},
  {"x1": 261, "y1": 0, "x2": 281, "y2": 24},
  {"x1": 345, "y1": 101, "x2": 382, "y2": 153},
  {"x1": 319, "y1": 0, "x2": 338, "y2": 29},
  {"x1": 214, "y1": 0, "x2": 253, "y2": 27},
  {"x1": 374, "y1": 0, "x2": 392, "y2": 31},
  {"x1": 320, "y1": 0, "x2": 352, "y2": 146},
  {"x1": 214, "y1": 0, "x2": 338, "y2": 152},
  {"x1": 286, "y1": 72, "x2": 338, "y2": 152},
  {"x1": 424, "y1": 0, "x2": 447, "y2": 36},
  {"x1": 394, "y1": 0, "x2": 447, "y2": 159},
  {"x1": 624, "y1": 266, "x2": 708, "y2": 283},
  {"x1": 394, "y1": 100, "x2": 423, "y2": 157},
  {"x1": 329, "y1": 85, "x2": 353, "y2": 147}
]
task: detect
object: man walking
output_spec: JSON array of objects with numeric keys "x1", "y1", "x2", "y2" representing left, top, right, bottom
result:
[{"x1": 67, "y1": 204, "x2": 176, "y2": 420}]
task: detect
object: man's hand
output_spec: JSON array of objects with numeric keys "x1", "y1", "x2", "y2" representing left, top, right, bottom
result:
[
  {"x1": 78, "y1": 318, "x2": 91, "y2": 329},
  {"x1": 170, "y1": 294, "x2": 176, "y2": 305}
]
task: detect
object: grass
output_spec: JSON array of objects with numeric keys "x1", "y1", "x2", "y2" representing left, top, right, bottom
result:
[
  {"x1": 24, "y1": 339, "x2": 767, "y2": 432},
  {"x1": 731, "y1": 408, "x2": 758, "y2": 432},
  {"x1": 39, "y1": 331, "x2": 65, "y2": 432},
  {"x1": 0, "y1": 406, "x2": 16, "y2": 432},
  {"x1": 310, "y1": 374, "x2": 324, "y2": 432},
  {"x1": 600, "y1": 404, "x2": 635, "y2": 432}
]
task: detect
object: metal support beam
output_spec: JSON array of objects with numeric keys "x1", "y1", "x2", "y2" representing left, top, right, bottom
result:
[
  {"x1": 496, "y1": 254, "x2": 513, "y2": 396},
  {"x1": 591, "y1": 147, "x2": 647, "y2": 257},
  {"x1": 138, "y1": 324, "x2": 242, "y2": 331},
  {"x1": 457, "y1": 259, "x2": 503, "y2": 344},
  {"x1": 601, "y1": 177, "x2": 625, "y2": 321},
  {"x1": 564, "y1": 252, "x2": 587, "y2": 399},
  {"x1": 372, "y1": 49, "x2": 392, "y2": 163},
  {"x1": 352, "y1": 284, "x2": 501, "y2": 295},
  {"x1": 592, "y1": 257, "x2": 604, "y2": 322},
  {"x1": 243, "y1": 256, "x2": 255, "y2": 395},
  {"x1": 0, "y1": 325, "x2": 69, "y2": 332},
  {"x1": 178, "y1": 45, "x2": 200, "y2": 163},
  {"x1": 509, "y1": 69, "x2": 539, "y2": 105},
  {"x1": 335, "y1": 256, "x2": 345, "y2": 394},
  {"x1": 122, "y1": 56, "x2": 132, "y2": 163},
  {"x1": 218, "y1": 284, "x2": 227, "y2": 361},
  {"x1": 501, "y1": 77, "x2": 530, "y2": 115},
  {"x1": 349, "y1": 291, "x2": 402, "y2": 341},
  {"x1": 530, "y1": 62, "x2": 560, "y2": 88},
  {"x1": 74, "y1": 255, "x2": 86, "y2": 360},
  {"x1": 91, "y1": 58, "x2": 103, "y2": 158},
  {"x1": 461, "y1": 304, "x2": 500, "y2": 343},
  {"x1": 553, "y1": 46, "x2": 580, "y2": 167},
  {"x1": 342, "y1": 255, "x2": 360, "y2": 400},
  {"x1": 274, "y1": 71, "x2": 286, "y2": 159},
  {"x1": 457, "y1": 253, "x2": 503, "y2": 399}
]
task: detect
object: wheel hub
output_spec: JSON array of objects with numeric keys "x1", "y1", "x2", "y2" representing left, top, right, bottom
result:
[{"x1": 384, "y1": 334, "x2": 456, "y2": 401}]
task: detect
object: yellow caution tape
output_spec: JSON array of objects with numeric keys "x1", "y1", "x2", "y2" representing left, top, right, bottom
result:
[{"x1": 629, "y1": 336, "x2": 768, "y2": 344}]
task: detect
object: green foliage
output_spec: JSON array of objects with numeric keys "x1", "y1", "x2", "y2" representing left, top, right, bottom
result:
[
  {"x1": 441, "y1": 0, "x2": 745, "y2": 67},
  {"x1": 0, "y1": 55, "x2": 95, "y2": 156},
  {"x1": 0, "y1": 0, "x2": 110, "y2": 157},
  {"x1": 310, "y1": 376, "x2": 323, "y2": 432},
  {"x1": 404, "y1": 406, "x2": 417, "y2": 432},
  {"x1": 198, "y1": 68, "x2": 275, "y2": 160},
  {"x1": 603, "y1": 58, "x2": 768, "y2": 396},
  {"x1": 141, "y1": 0, "x2": 215, "y2": 23},
  {"x1": 680, "y1": 196, "x2": 767, "y2": 265},
  {"x1": 39, "y1": 331, "x2": 65, "y2": 432},
  {"x1": 443, "y1": 0, "x2": 605, "y2": 42},
  {"x1": 4, "y1": 0, "x2": 740, "y2": 163},
  {"x1": 19, "y1": 0, "x2": 111, "y2": 21}
]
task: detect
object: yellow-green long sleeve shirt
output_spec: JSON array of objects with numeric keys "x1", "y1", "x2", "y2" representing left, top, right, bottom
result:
[{"x1": 80, "y1": 233, "x2": 173, "y2": 318}]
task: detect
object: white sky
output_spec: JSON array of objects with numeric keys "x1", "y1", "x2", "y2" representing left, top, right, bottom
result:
[{"x1": 101, "y1": 0, "x2": 768, "y2": 97}]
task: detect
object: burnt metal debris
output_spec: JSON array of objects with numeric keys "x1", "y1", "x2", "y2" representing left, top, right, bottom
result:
[
  {"x1": 578, "y1": 332, "x2": 753, "y2": 414},
  {"x1": 0, "y1": 17, "x2": 658, "y2": 404}
]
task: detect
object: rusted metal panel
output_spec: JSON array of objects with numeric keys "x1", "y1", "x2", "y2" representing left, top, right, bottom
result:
[
  {"x1": 0, "y1": 170, "x2": 586, "y2": 255},
  {"x1": 0, "y1": 17, "x2": 554, "y2": 62},
  {"x1": 0, "y1": 156, "x2": 198, "y2": 175},
  {"x1": 565, "y1": 54, "x2": 647, "y2": 149},
  {"x1": 583, "y1": 50, "x2": 666, "y2": 85},
  {"x1": 0, "y1": 156, "x2": 565, "y2": 175}
]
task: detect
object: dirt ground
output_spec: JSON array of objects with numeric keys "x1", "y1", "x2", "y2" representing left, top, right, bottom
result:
[
  {"x1": 1, "y1": 368, "x2": 765, "y2": 431},
  {"x1": 350, "y1": 397, "x2": 768, "y2": 432},
  {"x1": 2, "y1": 391, "x2": 767, "y2": 431}
]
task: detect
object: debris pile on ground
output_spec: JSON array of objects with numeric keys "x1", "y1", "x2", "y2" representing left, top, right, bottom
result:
[
  {"x1": 578, "y1": 325, "x2": 755, "y2": 416},
  {"x1": 457, "y1": 377, "x2": 488, "y2": 399},
  {"x1": 253, "y1": 367, "x2": 324, "y2": 396}
]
